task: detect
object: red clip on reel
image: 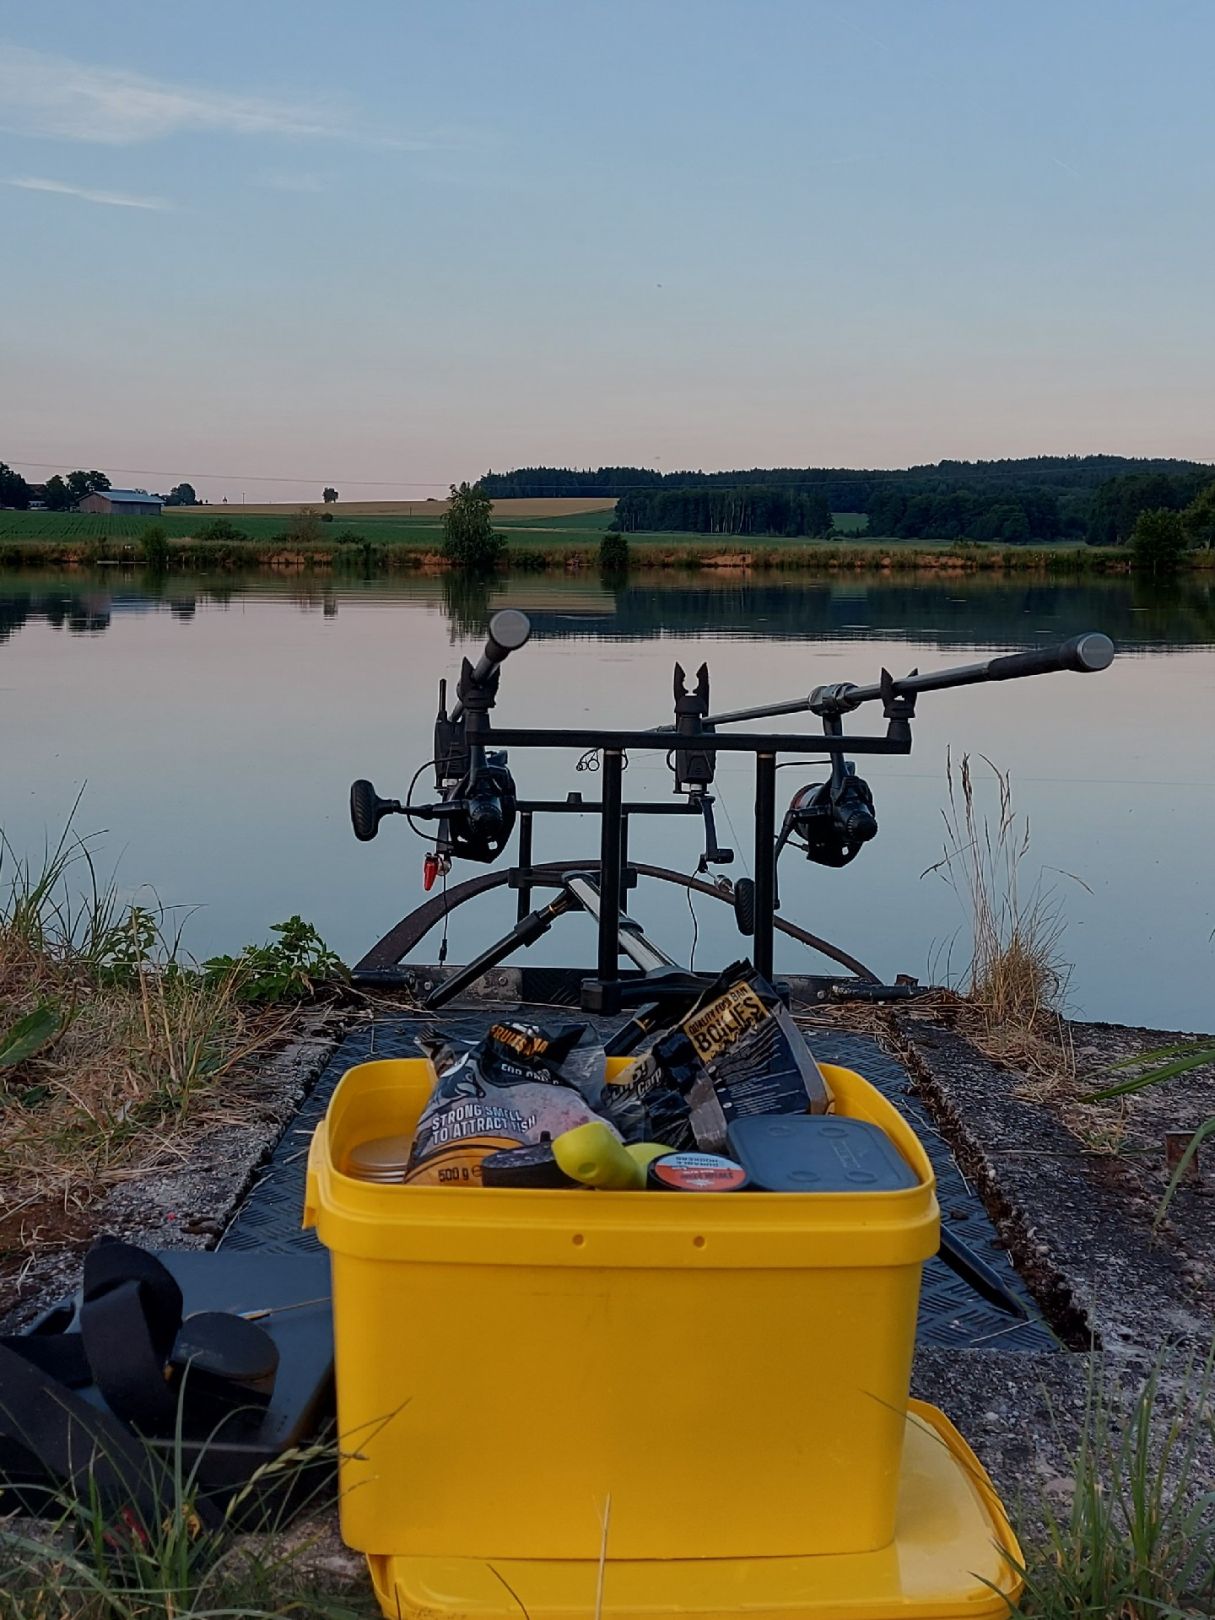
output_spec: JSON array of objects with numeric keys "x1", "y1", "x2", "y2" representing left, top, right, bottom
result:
[{"x1": 422, "y1": 852, "x2": 451, "y2": 892}]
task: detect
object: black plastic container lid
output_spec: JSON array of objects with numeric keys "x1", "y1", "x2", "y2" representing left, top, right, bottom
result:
[{"x1": 726, "y1": 1115, "x2": 917, "y2": 1193}]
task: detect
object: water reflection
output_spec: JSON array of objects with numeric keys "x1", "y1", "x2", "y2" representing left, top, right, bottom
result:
[
  {"x1": 4, "y1": 568, "x2": 1215, "y2": 652},
  {"x1": 0, "y1": 579, "x2": 204, "y2": 642},
  {"x1": 3, "y1": 566, "x2": 1213, "y2": 1031}
]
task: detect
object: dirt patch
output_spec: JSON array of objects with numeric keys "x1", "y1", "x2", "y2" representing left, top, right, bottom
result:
[
  {"x1": 1, "y1": 1010, "x2": 344, "y2": 1331},
  {"x1": 1065, "y1": 1021, "x2": 1215, "y2": 1291}
]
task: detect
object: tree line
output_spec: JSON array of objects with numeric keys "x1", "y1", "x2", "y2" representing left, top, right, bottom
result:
[
  {"x1": 481, "y1": 455, "x2": 1207, "y2": 510},
  {"x1": 614, "y1": 485, "x2": 833, "y2": 537},
  {"x1": 1126, "y1": 480, "x2": 1215, "y2": 573},
  {"x1": 0, "y1": 464, "x2": 171, "y2": 509},
  {"x1": 1084, "y1": 471, "x2": 1209, "y2": 545},
  {"x1": 866, "y1": 487, "x2": 1066, "y2": 542},
  {"x1": 0, "y1": 465, "x2": 331, "y2": 510},
  {"x1": 483, "y1": 456, "x2": 1213, "y2": 546}
]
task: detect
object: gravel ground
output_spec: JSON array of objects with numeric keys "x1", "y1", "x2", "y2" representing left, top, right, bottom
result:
[{"x1": 893, "y1": 1013, "x2": 1215, "y2": 1541}]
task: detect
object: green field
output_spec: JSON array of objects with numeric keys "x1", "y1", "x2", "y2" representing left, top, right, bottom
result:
[
  {"x1": 0, "y1": 507, "x2": 1009, "y2": 554},
  {"x1": 0, "y1": 510, "x2": 442, "y2": 543},
  {"x1": 0, "y1": 512, "x2": 171, "y2": 541},
  {"x1": 0, "y1": 509, "x2": 900, "y2": 553},
  {"x1": 0, "y1": 506, "x2": 861, "y2": 548},
  {"x1": 0, "y1": 506, "x2": 626, "y2": 554}
]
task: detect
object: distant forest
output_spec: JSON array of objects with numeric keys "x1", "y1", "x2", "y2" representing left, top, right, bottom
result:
[
  {"x1": 480, "y1": 457, "x2": 1211, "y2": 543},
  {"x1": 614, "y1": 485, "x2": 832, "y2": 538}
]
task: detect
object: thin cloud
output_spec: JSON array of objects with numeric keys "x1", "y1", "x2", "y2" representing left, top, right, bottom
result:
[
  {"x1": 0, "y1": 43, "x2": 451, "y2": 149},
  {"x1": 7, "y1": 175, "x2": 170, "y2": 210},
  {"x1": 256, "y1": 170, "x2": 327, "y2": 194}
]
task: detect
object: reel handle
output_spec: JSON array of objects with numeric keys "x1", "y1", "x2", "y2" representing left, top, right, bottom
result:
[{"x1": 350, "y1": 780, "x2": 403, "y2": 842}]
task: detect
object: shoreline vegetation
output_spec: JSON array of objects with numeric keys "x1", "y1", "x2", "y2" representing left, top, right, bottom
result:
[
  {"x1": 3, "y1": 540, "x2": 1213, "y2": 575},
  {"x1": 0, "y1": 812, "x2": 348, "y2": 1317},
  {"x1": 4, "y1": 517, "x2": 1215, "y2": 576},
  {"x1": 4, "y1": 450, "x2": 1214, "y2": 575},
  {"x1": 3, "y1": 453, "x2": 1212, "y2": 576}
]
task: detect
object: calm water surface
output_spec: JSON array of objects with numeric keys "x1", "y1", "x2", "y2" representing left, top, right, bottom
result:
[{"x1": 3, "y1": 569, "x2": 1213, "y2": 1031}]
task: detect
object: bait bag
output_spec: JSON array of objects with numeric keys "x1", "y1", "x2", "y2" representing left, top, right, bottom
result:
[
  {"x1": 405, "y1": 1021, "x2": 614, "y2": 1186},
  {"x1": 605, "y1": 962, "x2": 831, "y2": 1152}
]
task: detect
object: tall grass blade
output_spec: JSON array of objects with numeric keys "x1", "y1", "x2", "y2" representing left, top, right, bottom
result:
[
  {"x1": 1108, "y1": 1040, "x2": 1214, "y2": 1072},
  {"x1": 1012, "y1": 1352, "x2": 1215, "y2": 1619},
  {"x1": 922, "y1": 752, "x2": 1076, "y2": 1082},
  {"x1": 1084, "y1": 1048, "x2": 1215, "y2": 1102},
  {"x1": 0, "y1": 1000, "x2": 61, "y2": 1069}
]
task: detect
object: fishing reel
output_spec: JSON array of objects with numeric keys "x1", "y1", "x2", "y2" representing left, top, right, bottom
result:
[
  {"x1": 727, "y1": 758, "x2": 879, "y2": 938},
  {"x1": 437, "y1": 753, "x2": 518, "y2": 865},
  {"x1": 349, "y1": 610, "x2": 528, "y2": 871},
  {"x1": 349, "y1": 762, "x2": 516, "y2": 865},
  {"x1": 778, "y1": 765, "x2": 878, "y2": 869}
]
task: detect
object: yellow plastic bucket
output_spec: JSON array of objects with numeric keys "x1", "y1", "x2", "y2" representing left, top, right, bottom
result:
[{"x1": 304, "y1": 1057, "x2": 938, "y2": 1563}]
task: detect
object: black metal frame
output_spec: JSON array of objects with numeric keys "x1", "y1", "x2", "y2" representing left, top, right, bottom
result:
[
  {"x1": 352, "y1": 858, "x2": 880, "y2": 993},
  {"x1": 352, "y1": 619, "x2": 1114, "y2": 1011},
  {"x1": 470, "y1": 728, "x2": 911, "y2": 987}
]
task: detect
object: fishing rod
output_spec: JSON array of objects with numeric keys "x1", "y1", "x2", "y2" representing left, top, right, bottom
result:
[{"x1": 697, "y1": 632, "x2": 1114, "y2": 728}]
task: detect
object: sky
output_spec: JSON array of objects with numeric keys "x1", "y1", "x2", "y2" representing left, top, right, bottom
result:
[{"x1": 1, "y1": 0, "x2": 1212, "y2": 502}]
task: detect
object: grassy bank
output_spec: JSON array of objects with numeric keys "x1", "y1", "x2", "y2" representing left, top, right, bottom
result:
[
  {"x1": 1, "y1": 507, "x2": 1198, "y2": 575},
  {"x1": 0, "y1": 821, "x2": 344, "y2": 1306}
]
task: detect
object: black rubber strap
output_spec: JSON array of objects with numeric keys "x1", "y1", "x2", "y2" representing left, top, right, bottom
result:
[
  {"x1": 0, "y1": 1343, "x2": 177, "y2": 1527},
  {"x1": 0, "y1": 1330, "x2": 91, "y2": 1387},
  {"x1": 82, "y1": 1275, "x2": 181, "y2": 1434},
  {"x1": 1, "y1": 1239, "x2": 283, "y2": 1521},
  {"x1": 83, "y1": 1237, "x2": 183, "y2": 1353}
]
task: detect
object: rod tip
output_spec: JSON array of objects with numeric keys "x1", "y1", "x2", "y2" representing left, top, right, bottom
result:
[{"x1": 1074, "y1": 631, "x2": 1115, "y2": 672}]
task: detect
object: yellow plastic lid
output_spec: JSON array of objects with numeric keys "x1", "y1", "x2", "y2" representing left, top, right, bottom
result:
[{"x1": 366, "y1": 1402, "x2": 1023, "y2": 1620}]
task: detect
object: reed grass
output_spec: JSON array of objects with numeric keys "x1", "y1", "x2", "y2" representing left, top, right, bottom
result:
[
  {"x1": 0, "y1": 531, "x2": 1159, "y2": 575},
  {"x1": 924, "y1": 754, "x2": 1081, "y2": 1086}
]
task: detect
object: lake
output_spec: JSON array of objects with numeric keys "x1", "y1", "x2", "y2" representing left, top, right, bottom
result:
[{"x1": 3, "y1": 568, "x2": 1213, "y2": 1031}]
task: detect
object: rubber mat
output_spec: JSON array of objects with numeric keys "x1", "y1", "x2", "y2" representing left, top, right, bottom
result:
[{"x1": 221, "y1": 1016, "x2": 1056, "y2": 1352}]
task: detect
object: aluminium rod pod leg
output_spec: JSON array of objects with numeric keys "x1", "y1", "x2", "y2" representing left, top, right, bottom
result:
[
  {"x1": 423, "y1": 890, "x2": 579, "y2": 1009},
  {"x1": 620, "y1": 810, "x2": 630, "y2": 920}
]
